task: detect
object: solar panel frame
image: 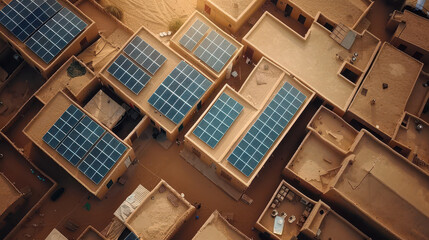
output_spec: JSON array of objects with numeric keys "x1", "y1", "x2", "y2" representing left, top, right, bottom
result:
[
  {"x1": 25, "y1": 7, "x2": 87, "y2": 63},
  {"x1": 228, "y1": 82, "x2": 306, "y2": 176},
  {"x1": 78, "y1": 132, "x2": 127, "y2": 184},
  {"x1": 123, "y1": 36, "x2": 167, "y2": 75},
  {"x1": 56, "y1": 116, "x2": 105, "y2": 166},
  {"x1": 179, "y1": 19, "x2": 209, "y2": 51},
  {"x1": 107, "y1": 54, "x2": 152, "y2": 95},
  {"x1": 124, "y1": 232, "x2": 139, "y2": 240},
  {"x1": 194, "y1": 31, "x2": 237, "y2": 73},
  {"x1": 0, "y1": 0, "x2": 62, "y2": 42},
  {"x1": 148, "y1": 61, "x2": 212, "y2": 124},
  {"x1": 42, "y1": 104, "x2": 84, "y2": 149},
  {"x1": 193, "y1": 93, "x2": 243, "y2": 148}
]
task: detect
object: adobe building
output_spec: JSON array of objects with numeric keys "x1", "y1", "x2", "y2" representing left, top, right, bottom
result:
[
  {"x1": 125, "y1": 180, "x2": 195, "y2": 240},
  {"x1": 99, "y1": 24, "x2": 222, "y2": 142},
  {"x1": 387, "y1": 10, "x2": 429, "y2": 67},
  {"x1": 283, "y1": 106, "x2": 429, "y2": 239},
  {"x1": 185, "y1": 57, "x2": 315, "y2": 193},
  {"x1": 0, "y1": 172, "x2": 24, "y2": 230},
  {"x1": 169, "y1": 11, "x2": 243, "y2": 82},
  {"x1": 255, "y1": 180, "x2": 370, "y2": 240},
  {"x1": 242, "y1": 12, "x2": 380, "y2": 115},
  {"x1": 0, "y1": 0, "x2": 98, "y2": 78},
  {"x1": 347, "y1": 43, "x2": 423, "y2": 141},
  {"x1": 192, "y1": 210, "x2": 251, "y2": 240},
  {"x1": 196, "y1": 0, "x2": 265, "y2": 33},
  {"x1": 270, "y1": 0, "x2": 373, "y2": 30}
]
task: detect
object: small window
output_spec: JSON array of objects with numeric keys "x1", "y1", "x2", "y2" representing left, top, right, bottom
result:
[
  {"x1": 398, "y1": 44, "x2": 407, "y2": 51},
  {"x1": 106, "y1": 180, "x2": 113, "y2": 189},
  {"x1": 284, "y1": 4, "x2": 293, "y2": 17},
  {"x1": 271, "y1": 0, "x2": 278, "y2": 5},
  {"x1": 178, "y1": 124, "x2": 184, "y2": 132},
  {"x1": 412, "y1": 51, "x2": 423, "y2": 60},
  {"x1": 324, "y1": 22, "x2": 334, "y2": 31},
  {"x1": 204, "y1": 4, "x2": 211, "y2": 15},
  {"x1": 197, "y1": 101, "x2": 202, "y2": 110},
  {"x1": 298, "y1": 14, "x2": 306, "y2": 24}
]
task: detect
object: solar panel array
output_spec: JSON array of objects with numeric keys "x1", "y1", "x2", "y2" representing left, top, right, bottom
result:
[
  {"x1": 57, "y1": 116, "x2": 105, "y2": 166},
  {"x1": 194, "y1": 31, "x2": 237, "y2": 72},
  {"x1": 78, "y1": 133, "x2": 127, "y2": 184},
  {"x1": 43, "y1": 105, "x2": 127, "y2": 184},
  {"x1": 25, "y1": 7, "x2": 87, "y2": 63},
  {"x1": 179, "y1": 19, "x2": 209, "y2": 51},
  {"x1": 124, "y1": 232, "x2": 138, "y2": 240},
  {"x1": 124, "y1": 36, "x2": 167, "y2": 75},
  {"x1": 0, "y1": 0, "x2": 62, "y2": 41},
  {"x1": 228, "y1": 82, "x2": 306, "y2": 176},
  {"x1": 43, "y1": 105, "x2": 84, "y2": 149},
  {"x1": 148, "y1": 61, "x2": 212, "y2": 124},
  {"x1": 108, "y1": 54, "x2": 152, "y2": 95},
  {"x1": 193, "y1": 93, "x2": 243, "y2": 148}
]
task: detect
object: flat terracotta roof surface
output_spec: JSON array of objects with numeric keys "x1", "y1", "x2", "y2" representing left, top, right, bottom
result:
[
  {"x1": 23, "y1": 92, "x2": 130, "y2": 193},
  {"x1": 393, "y1": 10, "x2": 429, "y2": 52},
  {"x1": 193, "y1": 210, "x2": 250, "y2": 240},
  {"x1": 244, "y1": 13, "x2": 379, "y2": 111},
  {"x1": 208, "y1": 0, "x2": 256, "y2": 19},
  {"x1": 334, "y1": 131, "x2": 429, "y2": 239},
  {"x1": 348, "y1": 43, "x2": 423, "y2": 137},
  {"x1": 0, "y1": 173, "x2": 21, "y2": 215},
  {"x1": 126, "y1": 181, "x2": 193, "y2": 240},
  {"x1": 186, "y1": 58, "x2": 314, "y2": 185},
  {"x1": 289, "y1": 0, "x2": 371, "y2": 27}
]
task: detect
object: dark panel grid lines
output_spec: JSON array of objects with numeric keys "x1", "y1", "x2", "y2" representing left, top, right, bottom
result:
[
  {"x1": 108, "y1": 54, "x2": 152, "y2": 95},
  {"x1": 193, "y1": 93, "x2": 243, "y2": 148},
  {"x1": 25, "y1": 7, "x2": 87, "y2": 64},
  {"x1": 227, "y1": 82, "x2": 307, "y2": 176},
  {"x1": 42, "y1": 104, "x2": 84, "y2": 149},
  {"x1": 123, "y1": 36, "x2": 167, "y2": 75},
  {"x1": 179, "y1": 19, "x2": 209, "y2": 51},
  {"x1": 78, "y1": 132, "x2": 127, "y2": 185},
  {"x1": 56, "y1": 116, "x2": 105, "y2": 166},
  {"x1": 124, "y1": 232, "x2": 139, "y2": 240},
  {"x1": 194, "y1": 31, "x2": 237, "y2": 72},
  {"x1": 0, "y1": 0, "x2": 62, "y2": 42},
  {"x1": 148, "y1": 61, "x2": 212, "y2": 124}
]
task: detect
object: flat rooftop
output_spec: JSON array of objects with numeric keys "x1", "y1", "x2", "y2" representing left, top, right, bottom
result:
[
  {"x1": 193, "y1": 210, "x2": 250, "y2": 240},
  {"x1": 100, "y1": 26, "x2": 214, "y2": 135},
  {"x1": 207, "y1": 0, "x2": 256, "y2": 19},
  {"x1": 23, "y1": 92, "x2": 132, "y2": 195},
  {"x1": 289, "y1": 0, "x2": 372, "y2": 28},
  {"x1": 391, "y1": 10, "x2": 429, "y2": 52},
  {"x1": 126, "y1": 180, "x2": 194, "y2": 240},
  {"x1": 333, "y1": 130, "x2": 429, "y2": 239},
  {"x1": 348, "y1": 43, "x2": 423, "y2": 137},
  {"x1": 0, "y1": 172, "x2": 21, "y2": 216},
  {"x1": 243, "y1": 12, "x2": 379, "y2": 112},
  {"x1": 186, "y1": 58, "x2": 314, "y2": 186}
]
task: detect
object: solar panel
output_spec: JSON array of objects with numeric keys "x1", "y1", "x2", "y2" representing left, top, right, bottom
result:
[
  {"x1": 123, "y1": 36, "x2": 167, "y2": 75},
  {"x1": 78, "y1": 132, "x2": 127, "y2": 184},
  {"x1": 179, "y1": 19, "x2": 209, "y2": 51},
  {"x1": 0, "y1": 0, "x2": 62, "y2": 41},
  {"x1": 194, "y1": 31, "x2": 237, "y2": 72},
  {"x1": 124, "y1": 232, "x2": 138, "y2": 240},
  {"x1": 43, "y1": 105, "x2": 84, "y2": 149},
  {"x1": 228, "y1": 82, "x2": 306, "y2": 176},
  {"x1": 108, "y1": 54, "x2": 152, "y2": 95},
  {"x1": 56, "y1": 116, "x2": 105, "y2": 166},
  {"x1": 148, "y1": 61, "x2": 212, "y2": 124},
  {"x1": 25, "y1": 7, "x2": 87, "y2": 63},
  {"x1": 193, "y1": 93, "x2": 243, "y2": 148}
]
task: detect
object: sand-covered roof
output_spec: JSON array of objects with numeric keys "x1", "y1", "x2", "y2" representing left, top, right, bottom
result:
[
  {"x1": 348, "y1": 43, "x2": 423, "y2": 137},
  {"x1": 207, "y1": 0, "x2": 256, "y2": 19},
  {"x1": 126, "y1": 180, "x2": 194, "y2": 240},
  {"x1": 193, "y1": 210, "x2": 250, "y2": 240},
  {"x1": 392, "y1": 10, "x2": 429, "y2": 52},
  {"x1": 289, "y1": 0, "x2": 372, "y2": 28},
  {"x1": 0, "y1": 173, "x2": 21, "y2": 215},
  {"x1": 243, "y1": 12, "x2": 379, "y2": 112}
]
